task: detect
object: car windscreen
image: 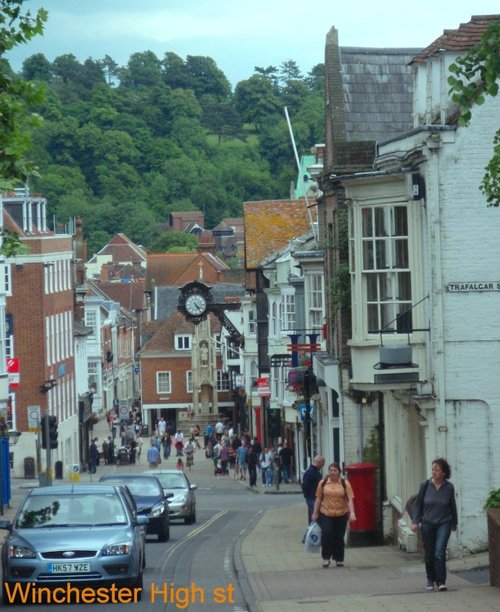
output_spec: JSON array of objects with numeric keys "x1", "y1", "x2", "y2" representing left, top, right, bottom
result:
[
  {"x1": 155, "y1": 474, "x2": 187, "y2": 489},
  {"x1": 105, "y1": 477, "x2": 161, "y2": 497},
  {"x1": 16, "y1": 493, "x2": 128, "y2": 528}
]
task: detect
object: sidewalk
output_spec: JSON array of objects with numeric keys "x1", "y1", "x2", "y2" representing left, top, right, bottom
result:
[{"x1": 237, "y1": 504, "x2": 496, "y2": 612}]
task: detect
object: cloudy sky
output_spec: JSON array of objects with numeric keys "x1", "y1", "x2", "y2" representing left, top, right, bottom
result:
[{"x1": 7, "y1": 0, "x2": 500, "y2": 86}]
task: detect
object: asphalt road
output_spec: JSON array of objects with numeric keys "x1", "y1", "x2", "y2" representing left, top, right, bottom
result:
[{"x1": 1, "y1": 470, "x2": 298, "y2": 611}]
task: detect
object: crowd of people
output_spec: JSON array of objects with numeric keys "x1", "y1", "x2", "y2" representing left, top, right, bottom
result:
[{"x1": 203, "y1": 421, "x2": 295, "y2": 486}]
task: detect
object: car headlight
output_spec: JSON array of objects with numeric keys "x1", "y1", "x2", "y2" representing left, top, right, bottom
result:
[
  {"x1": 9, "y1": 544, "x2": 36, "y2": 559},
  {"x1": 101, "y1": 543, "x2": 130, "y2": 556},
  {"x1": 149, "y1": 501, "x2": 166, "y2": 518}
]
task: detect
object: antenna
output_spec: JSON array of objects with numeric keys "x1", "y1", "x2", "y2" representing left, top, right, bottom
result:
[{"x1": 284, "y1": 106, "x2": 318, "y2": 244}]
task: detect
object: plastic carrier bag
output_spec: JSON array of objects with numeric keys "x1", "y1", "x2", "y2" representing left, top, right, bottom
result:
[{"x1": 304, "y1": 521, "x2": 322, "y2": 553}]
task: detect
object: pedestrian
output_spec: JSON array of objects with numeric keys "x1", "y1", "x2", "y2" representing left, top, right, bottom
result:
[
  {"x1": 147, "y1": 440, "x2": 160, "y2": 468},
  {"x1": 204, "y1": 423, "x2": 213, "y2": 449},
  {"x1": 279, "y1": 441, "x2": 293, "y2": 483},
  {"x1": 311, "y1": 462, "x2": 356, "y2": 568},
  {"x1": 411, "y1": 457, "x2": 458, "y2": 592},
  {"x1": 161, "y1": 432, "x2": 172, "y2": 460},
  {"x1": 236, "y1": 444, "x2": 248, "y2": 480},
  {"x1": 246, "y1": 447, "x2": 258, "y2": 487},
  {"x1": 88, "y1": 438, "x2": 99, "y2": 474},
  {"x1": 260, "y1": 447, "x2": 274, "y2": 487},
  {"x1": 302, "y1": 455, "x2": 326, "y2": 538},
  {"x1": 177, "y1": 457, "x2": 184, "y2": 471}
]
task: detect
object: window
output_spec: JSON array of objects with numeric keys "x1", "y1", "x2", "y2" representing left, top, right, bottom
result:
[
  {"x1": 226, "y1": 341, "x2": 239, "y2": 360},
  {"x1": 186, "y1": 371, "x2": 193, "y2": 393},
  {"x1": 308, "y1": 274, "x2": 324, "y2": 329},
  {"x1": 3, "y1": 264, "x2": 11, "y2": 296},
  {"x1": 175, "y1": 335, "x2": 192, "y2": 350},
  {"x1": 358, "y1": 205, "x2": 412, "y2": 333},
  {"x1": 156, "y1": 371, "x2": 171, "y2": 394},
  {"x1": 85, "y1": 310, "x2": 97, "y2": 338},
  {"x1": 88, "y1": 361, "x2": 99, "y2": 394},
  {"x1": 216, "y1": 370, "x2": 230, "y2": 391},
  {"x1": 282, "y1": 292, "x2": 295, "y2": 332},
  {"x1": 248, "y1": 307, "x2": 256, "y2": 335}
]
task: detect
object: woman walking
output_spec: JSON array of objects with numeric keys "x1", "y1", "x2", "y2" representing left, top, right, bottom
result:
[
  {"x1": 311, "y1": 462, "x2": 356, "y2": 568},
  {"x1": 411, "y1": 457, "x2": 458, "y2": 592}
]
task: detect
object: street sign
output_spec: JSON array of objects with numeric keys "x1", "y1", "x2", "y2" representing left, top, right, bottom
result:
[
  {"x1": 27, "y1": 405, "x2": 40, "y2": 432},
  {"x1": 7, "y1": 357, "x2": 20, "y2": 388},
  {"x1": 299, "y1": 403, "x2": 314, "y2": 421},
  {"x1": 69, "y1": 464, "x2": 80, "y2": 483}
]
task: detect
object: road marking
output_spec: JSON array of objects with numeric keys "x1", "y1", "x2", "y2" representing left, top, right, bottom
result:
[{"x1": 159, "y1": 511, "x2": 228, "y2": 572}]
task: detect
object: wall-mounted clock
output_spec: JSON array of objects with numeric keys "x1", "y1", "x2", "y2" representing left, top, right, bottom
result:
[{"x1": 185, "y1": 293, "x2": 207, "y2": 316}]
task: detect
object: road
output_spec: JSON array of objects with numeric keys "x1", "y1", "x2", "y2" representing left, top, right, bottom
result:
[{"x1": 1, "y1": 472, "x2": 298, "y2": 611}]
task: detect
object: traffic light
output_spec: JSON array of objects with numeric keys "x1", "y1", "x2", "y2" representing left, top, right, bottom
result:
[{"x1": 41, "y1": 415, "x2": 58, "y2": 449}]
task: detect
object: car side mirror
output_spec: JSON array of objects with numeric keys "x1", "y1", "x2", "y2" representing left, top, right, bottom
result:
[
  {"x1": 136, "y1": 515, "x2": 149, "y2": 526},
  {"x1": 164, "y1": 491, "x2": 174, "y2": 499},
  {"x1": 0, "y1": 519, "x2": 12, "y2": 531},
  {"x1": 190, "y1": 484, "x2": 198, "y2": 490}
]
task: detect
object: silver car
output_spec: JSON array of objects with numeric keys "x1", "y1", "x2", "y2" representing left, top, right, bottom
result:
[
  {"x1": 0, "y1": 484, "x2": 148, "y2": 604},
  {"x1": 145, "y1": 469, "x2": 197, "y2": 524}
]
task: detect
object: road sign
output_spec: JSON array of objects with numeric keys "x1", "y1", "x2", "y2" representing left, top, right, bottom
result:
[
  {"x1": 27, "y1": 405, "x2": 40, "y2": 432},
  {"x1": 69, "y1": 464, "x2": 80, "y2": 483}
]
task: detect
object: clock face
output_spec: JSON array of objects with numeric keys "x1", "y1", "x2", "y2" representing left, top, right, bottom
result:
[{"x1": 185, "y1": 293, "x2": 207, "y2": 316}]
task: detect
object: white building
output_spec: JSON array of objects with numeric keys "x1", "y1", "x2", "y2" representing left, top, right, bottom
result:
[{"x1": 340, "y1": 16, "x2": 500, "y2": 554}]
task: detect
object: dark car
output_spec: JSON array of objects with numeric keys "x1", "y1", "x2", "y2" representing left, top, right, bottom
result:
[
  {"x1": 99, "y1": 473, "x2": 170, "y2": 542},
  {"x1": 145, "y1": 469, "x2": 197, "y2": 524},
  {"x1": 0, "y1": 484, "x2": 148, "y2": 604}
]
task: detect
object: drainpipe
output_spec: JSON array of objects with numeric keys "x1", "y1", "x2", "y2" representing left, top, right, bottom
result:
[{"x1": 426, "y1": 141, "x2": 447, "y2": 457}]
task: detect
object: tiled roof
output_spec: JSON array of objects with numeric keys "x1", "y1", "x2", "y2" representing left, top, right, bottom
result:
[
  {"x1": 411, "y1": 15, "x2": 500, "y2": 64},
  {"x1": 140, "y1": 312, "x2": 221, "y2": 355},
  {"x1": 244, "y1": 200, "x2": 315, "y2": 269},
  {"x1": 95, "y1": 280, "x2": 146, "y2": 311},
  {"x1": 88, "y1": 233, "x2": 147, "y2": 264},
  {"x1": 145, "y1": 251, "x2": 230, "y2": 291},
  {"x1": 340, "y1": 46, "x2": 419, "y2": 142}
]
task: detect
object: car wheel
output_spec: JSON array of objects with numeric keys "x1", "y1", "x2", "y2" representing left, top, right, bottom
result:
[
  {"x1": 142, "y1": 549, "x2": 146, "y2": 568},
  {"x1": 184, "y1": 514, "x2": 192, "y2": 525},
  {"x1": 191, "y1": 509, "x2": 196, "y2": 523},
  {"x1": 158, "y1": 523, "x2": 170, "y2": 542}
]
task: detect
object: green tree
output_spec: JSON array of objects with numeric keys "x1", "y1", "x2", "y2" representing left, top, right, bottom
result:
[
  {"x1": 120, "y1": 51, "x2": 162, "y2": 88},
  {"x1": 0, "y1": 0, "x2": 47, "y2": 187},
  {"x1": 448, "y1": 19, "x2": 500, "y2": 206},
  {"x1": 279, "y1": 59, "x2": 302, "y2": 85},
  {"x1": 21, "y1": 52, "x2": 52, "y2": 82},
  {"x1": 184, "y1": 55, "x2": 231, "y2": 100},
  {"x1": 149, "y1": 231, "x2": 198, "y2": 253},
  {"x1": 234, "y1": 75, "x2": 281, "y2": 130}
]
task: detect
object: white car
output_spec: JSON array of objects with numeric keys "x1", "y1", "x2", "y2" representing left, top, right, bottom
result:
[{"x1": 145, "y1": 470, "x2": 197, "y2": 524}]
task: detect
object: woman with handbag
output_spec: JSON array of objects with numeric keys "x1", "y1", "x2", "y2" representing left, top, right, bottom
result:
[
  {"x1": 311, "y1": 462, "x2": 356, "y2": 568},
  {"x1": 410, "y1": 457, "x2": 458, "y2": 592}
]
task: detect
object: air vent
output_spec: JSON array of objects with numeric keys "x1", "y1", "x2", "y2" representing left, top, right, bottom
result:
[{"x1": 374, "y1": 372, "x2": 419, "y2": 384}]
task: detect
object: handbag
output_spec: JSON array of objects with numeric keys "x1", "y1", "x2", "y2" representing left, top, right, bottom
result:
[{"x1": 304, "y1": 521, "x2": 322, "y2": 553}]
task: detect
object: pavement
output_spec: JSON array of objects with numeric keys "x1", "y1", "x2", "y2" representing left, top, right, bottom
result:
[{"x1": 1, "y1": 418, "x2": 497, "y2": 611}]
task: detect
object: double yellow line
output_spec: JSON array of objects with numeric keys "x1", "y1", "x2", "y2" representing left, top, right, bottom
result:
[{"x1": 160, "y1": 511, "x2": 228, "y2": 572}]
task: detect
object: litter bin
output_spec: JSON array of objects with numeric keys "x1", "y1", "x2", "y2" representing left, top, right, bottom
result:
[
  {"x1": 345, "y1": 462, "x2": 379, "y2": 546},
  {"x1": 24, "y1": 457, "x2": 35, "y2": 479},
  {"x1": 141, "y1": 424, "x2": 149, "y2": 437},
  {"x1": 55, "y1": 460, "x2": 63, "y2": 480}
]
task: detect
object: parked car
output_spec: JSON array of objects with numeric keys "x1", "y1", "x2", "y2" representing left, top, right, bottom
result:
[
  {"x1": 145, "y1": 469, "x2": 197, "y2": 524},
  {"x1": 0, "y1": 484, "x2": 147, "y2": 604},
  {"x1": 99, "y1": 473, "x2": 170, "y2": 541}
]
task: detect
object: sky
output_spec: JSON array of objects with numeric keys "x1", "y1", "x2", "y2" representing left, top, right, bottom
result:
[{"x1": 6, "y1": 0, "x2": 500, "y2": 87}]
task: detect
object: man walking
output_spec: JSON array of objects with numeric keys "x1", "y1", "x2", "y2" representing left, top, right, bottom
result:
[{"x1": 301, "y1": 455, "x2": 326, "y2": 539}]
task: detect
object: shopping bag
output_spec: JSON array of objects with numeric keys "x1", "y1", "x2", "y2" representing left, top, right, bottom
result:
[{"x1": 304, "y1": 521, "x2": 322, "y2": 553}]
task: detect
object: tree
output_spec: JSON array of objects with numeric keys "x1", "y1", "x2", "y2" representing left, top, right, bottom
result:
[
  {"x1": 233, "y1": 75, "x2": 281, "y2": 130},
  {"x1": 279, "y1": 59, "x2": 302, "y2": 85},
  {"x1": 0, "y1": 0, "x2": 47, "y2": 187},
  {"x1": 448, "y1": 19, "x2": 500, "y2": 206},
  {"x1": 149, "y1": 231, "x2": 197, "y2": 253},
  {"x1": 21, "y1": 52, "x2": 52, "y2": 82}
]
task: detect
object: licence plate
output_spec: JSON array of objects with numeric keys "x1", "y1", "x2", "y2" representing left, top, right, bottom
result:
[{"x1": 47, "y1": 562, "x2": 90, "y2": 574}]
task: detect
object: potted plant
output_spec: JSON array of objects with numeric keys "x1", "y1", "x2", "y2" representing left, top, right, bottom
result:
[{"x1": 484, "y1": 488, "x2": 500, "y2": 587}]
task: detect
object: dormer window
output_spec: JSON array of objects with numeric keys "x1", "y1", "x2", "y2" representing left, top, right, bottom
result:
[{"x1": 175, "y1": 334, "x2": 192, "y2": 350}]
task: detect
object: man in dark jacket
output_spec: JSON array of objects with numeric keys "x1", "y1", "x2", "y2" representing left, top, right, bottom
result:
[{"x1": 301, "y1": 455, "x2": 325, "y2": 539}]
